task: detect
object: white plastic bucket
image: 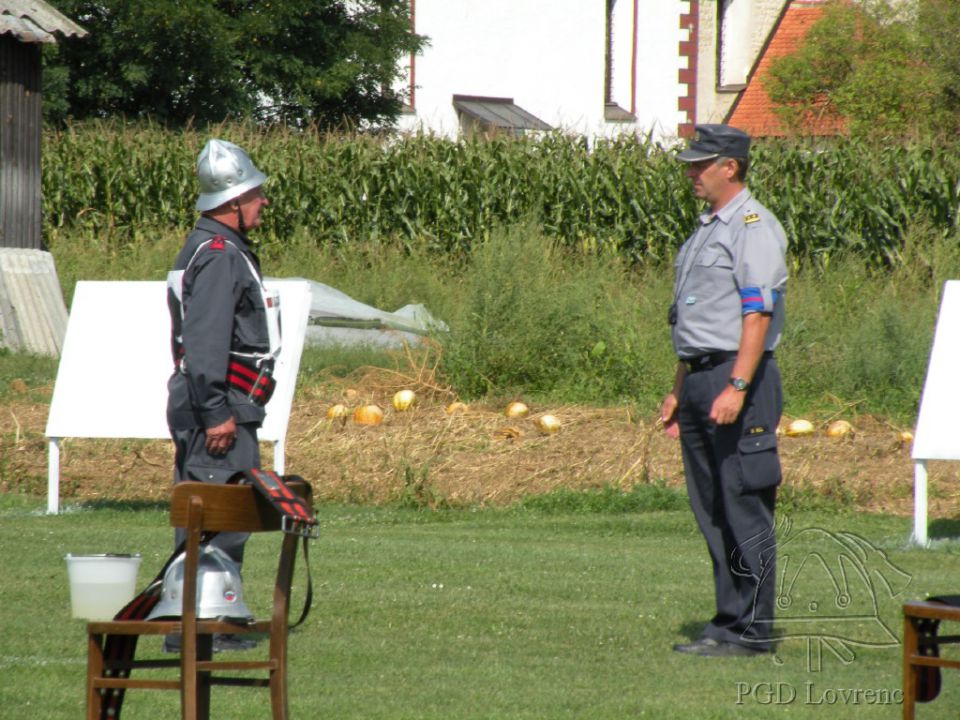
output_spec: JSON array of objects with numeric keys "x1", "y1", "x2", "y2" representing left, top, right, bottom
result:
[{"x1": 65, "y1": 554, "x2": 142, "y2": 620}]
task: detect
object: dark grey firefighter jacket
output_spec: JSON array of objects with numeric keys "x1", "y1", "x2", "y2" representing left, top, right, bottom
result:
[{"x1": 166, "y1": 216, "x2": 271, "y2": 431}]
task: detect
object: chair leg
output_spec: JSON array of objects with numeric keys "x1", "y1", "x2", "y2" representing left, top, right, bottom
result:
[
  {"x1": 269, "y1": 667, "x2": 289, "y2": 720},
  {"x1": 269, "y1": 635, "x2": 289, "y2": 720},
  {"x1": 86, "y1": 632, "x2": 104, "y2": 720},
  {"x1": 197, "y1": 635, "x2": 213, "y2": 720},
  {"x1": 182, "y1": 633, "x2": 197, "y2": 720},
  {"x1": 903, "y1": 615, "x2": 917, "y2": 720}
]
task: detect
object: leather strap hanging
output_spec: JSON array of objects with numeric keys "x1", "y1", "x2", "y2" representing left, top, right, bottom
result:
[
  {"x1": 239, "y1": 469, "x2": 317, "y2": 628},
  {"x1": 98, "y1": 539, "x2": 190, "y2": 720}
]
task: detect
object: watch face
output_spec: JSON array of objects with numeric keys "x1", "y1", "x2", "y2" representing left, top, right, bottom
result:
[{"x1": 731, "y1": 377, "x2": 748, "y2": 391}]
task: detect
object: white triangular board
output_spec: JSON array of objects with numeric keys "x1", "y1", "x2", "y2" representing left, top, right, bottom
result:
[{"x1": 913, "y1": 280, "x2": 960, "y2": 460}]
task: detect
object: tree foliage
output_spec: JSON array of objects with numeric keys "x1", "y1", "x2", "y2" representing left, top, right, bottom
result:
[
  {"x1": 764, "y1": 0, "x2": 960, "y2": 140},
  {"x1": 43, "y1": 0, "x2": 424, "y2": 128}
]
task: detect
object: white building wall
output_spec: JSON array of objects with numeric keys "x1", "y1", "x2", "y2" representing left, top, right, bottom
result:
[
  {"x1": 632, "y1": 1, "x2": 689, "y2": 138},
  {"x1": 397, "y1": 0, "x2": 688, "y2": 141}
]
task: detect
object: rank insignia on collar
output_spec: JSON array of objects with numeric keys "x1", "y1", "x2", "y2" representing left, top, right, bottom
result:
[{"x1": 744, "y1": 212, "x2": 760, "y2": 224}]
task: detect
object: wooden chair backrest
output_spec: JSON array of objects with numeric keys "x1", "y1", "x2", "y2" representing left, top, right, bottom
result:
[
  {"x1": 169, "y1": 481, "x2": 310, "y2": 533},
  {"x1": 167, "y1": 480, "x2": 311, "y2": 645}
]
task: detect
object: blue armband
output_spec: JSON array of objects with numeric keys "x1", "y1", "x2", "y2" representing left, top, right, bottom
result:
[{"x1": 740, "y1": 287, "x2": 781, "y2": 314}]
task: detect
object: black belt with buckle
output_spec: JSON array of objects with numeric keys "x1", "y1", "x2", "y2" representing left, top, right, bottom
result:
[{"x1": 683, "y1": 350, "x2": 773, "y2": 373}]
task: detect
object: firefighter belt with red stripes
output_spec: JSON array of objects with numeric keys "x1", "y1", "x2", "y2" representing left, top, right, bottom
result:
[
  {"x1": 227, "y1": 357, "x2": 277, "y2": 406},
  {"x1": 239, "y1": 470, "x2": 317, "y2": 635},
  {"x1": 241, "y1": 469, "x2": 319, "y2": 539},
  {"x1": 96, "y1": 541, "x2": 185, "y2": 720}
]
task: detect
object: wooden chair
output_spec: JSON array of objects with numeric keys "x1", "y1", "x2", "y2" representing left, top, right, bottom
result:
[
  {"x1": 86, "y1": 480, "x2": 312, "y2": 720},
  {"x1": 903, "y1": 597, "x2": 960, "y2": 719}
]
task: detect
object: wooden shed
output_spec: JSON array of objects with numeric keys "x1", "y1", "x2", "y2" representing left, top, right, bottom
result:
[
  {"x1": 0, "y1": 1, "x2": 85, "y2": 355},
  {"x1": 0, "y1": 1, "x2": 86, "y2": 249}
]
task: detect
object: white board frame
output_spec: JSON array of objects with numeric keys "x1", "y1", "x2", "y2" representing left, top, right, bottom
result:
[
  {"x1": 44, "y1": 280, "x2": 311, "y2": 514},
  {"x1": 911, "y1": 280, "x2": 960, "y2": 545}
]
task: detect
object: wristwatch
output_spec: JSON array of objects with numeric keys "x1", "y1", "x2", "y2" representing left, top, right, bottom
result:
[{"x1": 729, "y1": 377, "x2": 749, "y2": 391}]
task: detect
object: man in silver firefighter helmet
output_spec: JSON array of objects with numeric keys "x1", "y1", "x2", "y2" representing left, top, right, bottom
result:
[{"x1": 164, "y1": 139, "x2": 279, "y2": 653}]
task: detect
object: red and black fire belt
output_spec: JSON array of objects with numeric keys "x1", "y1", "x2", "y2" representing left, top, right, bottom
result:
[
  {"x1": 97, "y1": 470, "x2": 318, "y2": 720},
  {"x1": 172, "y1": 349, "x2": 277, "y2": 407},
  {"x1": 227, "y1": 358, "x2": 276, "y2": 406},
  {"x1": 241, "y1": 469, "x2": 319, "y2": 539},
  {"x1": 97, "y1": 540, "x2": 187, "y2": 720}
]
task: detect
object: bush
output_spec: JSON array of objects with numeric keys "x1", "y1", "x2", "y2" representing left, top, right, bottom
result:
[{"x1": 438, "y1": 223, "x2": 673, "y2": 403}]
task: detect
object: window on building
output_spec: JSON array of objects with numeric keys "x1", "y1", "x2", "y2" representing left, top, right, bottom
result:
[
  {"x1": 717, "y1": 0, "x2": 751, "y2": 91},
  {"x1": 604, "y1": 0, "x2": 636, "y2": 121},
  {"x1": 605, "y1": 0, "x2": 616, "y2": 105}
]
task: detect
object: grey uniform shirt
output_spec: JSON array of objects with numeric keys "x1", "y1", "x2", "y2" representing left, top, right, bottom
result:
[{"x1": 671, "y1": 188, "x2": 788, "y2": 359}]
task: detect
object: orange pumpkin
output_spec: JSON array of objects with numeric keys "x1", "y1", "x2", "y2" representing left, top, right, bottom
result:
[
  {"x1": 326, "y1": 403, "x2": 348, "y2": 420},
  {"x1": 353, "y1": 405, "x2": 384, "y2": 426}
]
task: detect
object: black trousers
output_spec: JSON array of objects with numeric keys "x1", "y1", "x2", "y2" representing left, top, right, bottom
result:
[
  {"x1": 170, "y1": 423, "x2": 261, "y2": 567},
  {"x1": 677, "y1": 356, "x2": 782, "y2": 649}
]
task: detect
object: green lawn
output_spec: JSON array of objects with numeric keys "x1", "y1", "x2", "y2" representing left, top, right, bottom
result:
[{"x1": 1, "y1": 494, "x2": 958, "y2": 719}]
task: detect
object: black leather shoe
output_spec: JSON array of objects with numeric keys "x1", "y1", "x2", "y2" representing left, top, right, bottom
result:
[
  {"x1": 213, "y1": 634, "x2": 259, "y2": 652},
  {"x1": 673, "y1": 637, "x2": 769, "y2": 657},
  {"x1": 161, "y1": 634, "x2": 181, "y2": 654},
  {"x1": 161, "y1": 633, "x2": 257, "y2": 654}
]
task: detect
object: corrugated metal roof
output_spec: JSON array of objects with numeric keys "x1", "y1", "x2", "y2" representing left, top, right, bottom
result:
[
  {"x1": 453, "y1": 95, "x2": 552, "y2": 132},
  {"x1": 0, "y1": 249, "x2": 68, "y2": 355},
  {"x1": 0, "y1": 1, "x2": 87, "y2": 44}
]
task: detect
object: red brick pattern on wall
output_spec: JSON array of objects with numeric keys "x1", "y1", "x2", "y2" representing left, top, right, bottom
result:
[{"x1": 728, "y1": 0, "x2": 845, "y2": 137}]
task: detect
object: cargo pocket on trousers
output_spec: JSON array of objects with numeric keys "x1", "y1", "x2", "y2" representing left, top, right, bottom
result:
[{"x1": 737, "y1": 433, "x2": 782, "y2": 493}]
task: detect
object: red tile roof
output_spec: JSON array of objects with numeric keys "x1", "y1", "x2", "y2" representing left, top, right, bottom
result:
[{"x1": 728, "y1": 0, "x2": 846, "y2": 137}]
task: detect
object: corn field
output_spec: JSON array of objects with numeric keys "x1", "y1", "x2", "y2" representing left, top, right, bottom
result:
[{"x1": 42, "y1": 121, "x2": 960, "y2": 265}]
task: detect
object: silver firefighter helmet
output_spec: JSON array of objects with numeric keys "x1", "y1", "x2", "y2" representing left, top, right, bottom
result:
[
  {"x1": 147, "y1": 545, "x2": 254, "y2": 622},
  {"x1": 195, "y1": 139, "x2": 267, "y2": 212}
]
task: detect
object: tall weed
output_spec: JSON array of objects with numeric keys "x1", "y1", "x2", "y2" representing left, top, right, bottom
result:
[
  {"x1": 776, "y1": 231, "x2": 959, "y2": 420},
  {"x1": 439, "y1": 223, "x2": 667, "y2": 403},
  {"x1": 265, "y1": 230, "x2": 461, "y2": 322}
]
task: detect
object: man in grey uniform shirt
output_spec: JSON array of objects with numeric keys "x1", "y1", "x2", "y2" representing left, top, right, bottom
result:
[
  {"x1": 661, "y1": 124, "x2": 787, "y2": 658},
  {"x1": 164, "y1": 139, "x2": 276, "y2": 652}
]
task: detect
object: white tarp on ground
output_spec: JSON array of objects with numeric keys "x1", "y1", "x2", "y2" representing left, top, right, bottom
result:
[{"x1": 273, "y1": 277, "x2": 447, "y2": 349}]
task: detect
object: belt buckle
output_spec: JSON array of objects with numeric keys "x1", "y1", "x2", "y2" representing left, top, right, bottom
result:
[{"x1": 282, "y1": 515, "x2": 320, "y2": 539}]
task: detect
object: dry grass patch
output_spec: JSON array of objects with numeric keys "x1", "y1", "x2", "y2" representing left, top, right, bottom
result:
[{"x1": 0, "y1": 371, "x2": 951, "y2": 517}]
